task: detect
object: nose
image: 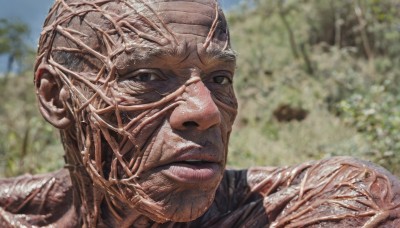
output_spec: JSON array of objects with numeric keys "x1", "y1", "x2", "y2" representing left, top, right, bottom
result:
[{"x1": 170, "y1": 81, "x2": 221, "y2": 131}]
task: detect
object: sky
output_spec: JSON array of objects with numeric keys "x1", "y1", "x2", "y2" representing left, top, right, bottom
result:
[{"x1": 0, "y1": 0, "x2": 242, "y2": 72}]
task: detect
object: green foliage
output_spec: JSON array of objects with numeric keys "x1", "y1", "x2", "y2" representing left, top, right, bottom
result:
[
  {"x1": 227, "y1": 0, "x2": 400, "y2": 176},
  {"x1": 0, "y1": 74, "x2": 64, "y2": 177},
  {"x1": 0, "y1": 19, "x2": 34, "y2": 74},
  {"x1": 337, "y1": 82, "x2": 400, "y2": 175},
  {"x1": 0, "y1": 19, "x2": 63, "y2": 177}
]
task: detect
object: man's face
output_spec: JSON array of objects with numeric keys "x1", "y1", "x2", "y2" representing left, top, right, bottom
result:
[
  {"x1": 116, "y1": 47, "x2": 236, "y2": 222},
  {"x1": 39, "y1": 0, "x2": 237, "y2": 222},
  {"x1": 108, "y1": 2, "x2": 237, "y2": 221}
]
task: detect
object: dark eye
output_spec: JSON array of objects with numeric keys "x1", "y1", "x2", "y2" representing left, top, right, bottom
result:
[
  {"x1": 213, "y1": 75, "x2": 232, "y2": 85},
  {"x1": 124, "y1": 69, "x2": 163, "y2": 82},
  {"x1": 135, "y1": 72, "x2": 159, "y2": 82}
]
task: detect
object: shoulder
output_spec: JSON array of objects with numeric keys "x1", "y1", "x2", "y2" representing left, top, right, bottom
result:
[
  {"x1": 0, "y1": 169, "x2": 77, "y2": 227},
  {"x1": 248, "y1": 156, "x2": 400, "y2": 227}
]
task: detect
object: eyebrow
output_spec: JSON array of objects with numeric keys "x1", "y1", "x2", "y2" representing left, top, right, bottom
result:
[
  {"x1": 115, "y1": 44, "x2": 237, "y2": 74},
  {"x1": 156, "y1": 45, "x2": 237, "y2": 65},
  {"x1": 205, "y1": 48, "x2": 237, "y2": 63}
]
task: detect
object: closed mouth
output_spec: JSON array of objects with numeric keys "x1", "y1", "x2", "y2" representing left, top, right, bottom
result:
[
  {"x1": 160, "y1": 161, "x2": 221, "y2": 183},
  {"x1": 156, "y1": 146, "x2": 223, "y2": 183}
]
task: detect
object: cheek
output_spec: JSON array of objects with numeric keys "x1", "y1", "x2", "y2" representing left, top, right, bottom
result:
[
  {"x1": 212, "y1": 87, "x2": 238, "y2": 130},
  {"x1": 118, "y1": 112, "x2": 168, "y2": 176},
  {"x1": 137, "y1": 122, "x2": 170, "y2": 171},
  {"x1": 219, "y1": 101, "x2": 238, "y2": 133}
]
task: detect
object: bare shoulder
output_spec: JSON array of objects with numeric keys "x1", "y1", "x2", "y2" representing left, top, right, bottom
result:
[
  {"x1": 0, "y1": 169, "x2": 77, "y2": 227},
  {"x1": 247, "y1": 156, "x2": 400, "y2": 227}
]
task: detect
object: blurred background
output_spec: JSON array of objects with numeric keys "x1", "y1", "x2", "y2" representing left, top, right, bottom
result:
[{"x1": 1, "y1": 0, "x2": 399, "y2": 177}]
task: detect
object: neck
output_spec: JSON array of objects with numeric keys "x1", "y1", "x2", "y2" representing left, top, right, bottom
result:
[
  {"x1": 61, "y1": 128, "x2": 96, "y2": 226},
  {"x1": 101, "y1": 204, "x2": 154, "y2": 228}
]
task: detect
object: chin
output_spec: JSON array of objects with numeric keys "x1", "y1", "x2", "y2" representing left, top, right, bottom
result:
[
  {"x1": 136, "y1": 168, "x2": 224, "y2": 222},
  {"x1": 160, "y1": 188, "x2": 217, "y2": 222}
]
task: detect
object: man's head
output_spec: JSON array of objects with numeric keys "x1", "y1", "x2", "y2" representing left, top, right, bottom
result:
[{"x1": 34, "y1": 0, "x2": 237, "y2": 224}]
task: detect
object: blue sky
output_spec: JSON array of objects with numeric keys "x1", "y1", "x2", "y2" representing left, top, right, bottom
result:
[{"x1": 0, "y1": 0, "x2": 241, "y2": 72}]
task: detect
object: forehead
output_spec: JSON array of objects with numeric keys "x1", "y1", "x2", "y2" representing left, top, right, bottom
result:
[
  {"x1": 112, "y1": 0, "x2": 234, "y2": 72},
  {"x1": 115, "y1": 0, "x2": 230, "y2": 47},
  {"x1": 149, "y1": 1, "x2": 218, "y2": 39},
  {"x1": 37, "y1": 0, "x2": 235, "y2": 79}
]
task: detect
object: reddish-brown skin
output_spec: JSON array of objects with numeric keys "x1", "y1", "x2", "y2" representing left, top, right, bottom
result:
[
  {"x1": 1, "y1": 0, "x2": 400, "y2": 227},
  {"x1": 1, "y1": 157, "x2": 400, "y2": 227}
]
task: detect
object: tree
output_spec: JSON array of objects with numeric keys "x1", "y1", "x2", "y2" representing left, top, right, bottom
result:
[{"x1": 0, "y1": 19, "x2": 33, "y2": 76}]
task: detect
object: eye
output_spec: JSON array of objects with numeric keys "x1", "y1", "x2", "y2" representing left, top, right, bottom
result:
[
  {"x1": 213, "y1": 75, "x2": 232, "y2": 85},
  {"x1": 124, "y1": 69, "x2": 163, "y2": 82},
  {"x1": 135, "y1": 72, "x2": 159, "y2": 82}
]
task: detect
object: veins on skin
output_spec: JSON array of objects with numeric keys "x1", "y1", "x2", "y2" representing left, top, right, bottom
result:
[{"x1": 35, "y1": 0, "x2": 233, "y2": 225}]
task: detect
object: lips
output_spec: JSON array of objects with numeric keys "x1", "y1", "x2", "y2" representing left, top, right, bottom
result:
[
  {"x1": 161, "y1": 162, "x2": 221, "y2": 183},
  {"x1": 155, "y1": 146, "x2": 223, "y2": 183}
]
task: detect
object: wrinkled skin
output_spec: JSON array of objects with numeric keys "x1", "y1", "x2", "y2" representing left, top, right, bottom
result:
[
  {"x1": 1, "y1": 0, "x2": 400, "y2": 227},
  {"x1": 35, "y1": 0, "x2": 236, "y2": 225},
  {"x1": 109, "y1": 1, "x2": 237, "y2": 222}
]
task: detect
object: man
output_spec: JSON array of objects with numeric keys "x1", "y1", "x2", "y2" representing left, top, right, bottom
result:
[{"x1": 1, "y1": 0, "x2": 400, "y2": 227}]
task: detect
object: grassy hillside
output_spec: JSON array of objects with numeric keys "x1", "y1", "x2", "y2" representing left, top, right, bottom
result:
[{"x1": 227, "y1": 0, "x2": 400, "y2": 176}]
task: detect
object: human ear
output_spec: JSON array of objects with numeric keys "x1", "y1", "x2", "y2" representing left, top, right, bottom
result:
[{"x1": 34, "y1": 64, "x2": 73, "y2": 129}]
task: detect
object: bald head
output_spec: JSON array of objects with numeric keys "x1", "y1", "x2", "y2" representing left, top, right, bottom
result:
[
  {"x1": 35, "y1": 0, "x2": 232, "y2": 73},
  {"x1": 35, "y1": 0, "x2": 237, "y2": 225},
  {"x1": 151, "y1": 1, "x2": 229, "y2": 44}
]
